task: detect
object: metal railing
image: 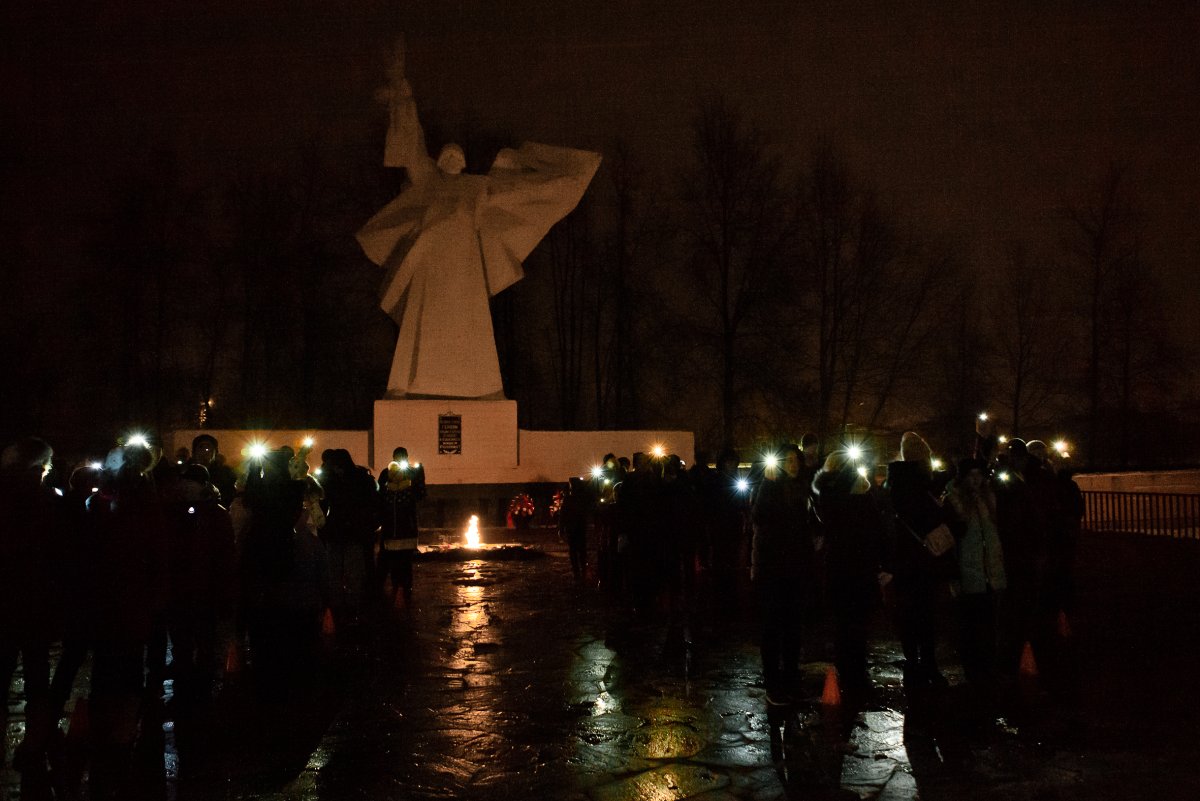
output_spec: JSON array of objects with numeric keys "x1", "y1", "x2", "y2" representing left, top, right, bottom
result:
[{"x1": 1083, "y1": 491, "x2": 1200, "y2": 539}]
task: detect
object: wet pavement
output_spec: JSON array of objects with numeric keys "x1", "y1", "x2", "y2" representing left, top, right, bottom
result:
[{"x1": 6, "y1": 530, "x2": 1200, "y2": 800}]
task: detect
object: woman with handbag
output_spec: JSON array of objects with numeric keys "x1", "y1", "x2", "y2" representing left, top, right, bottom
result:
[{"x1": 944, "y1": 458, "x2": 1006, "y2": 690}]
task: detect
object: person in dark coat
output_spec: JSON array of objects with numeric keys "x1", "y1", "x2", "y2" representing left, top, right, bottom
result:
[
  {"x1": 377, "y1": 447, "x2": 426, "y2": 602},
  {"x1": 84, "y1": 442, "x2": 170, "y2": 799},
  {"x1": 811, "y1": 451, "x2": 890, "y2": 697},
  {"x1": 189, "y1": 434, "x2": 238, "y2": 509},
  {"x1": 48, "y1": 462, "x2": 103, "y2": 724},
  {"x1": 884, "y1": 431, "x2": 953, "y2": 689},
  {"x1": 241, "y1": 448, "x2": 329, "y2": 698},
  {"x1": 708, "y1": 449, "x2": 749, "y2": 600},
  {"x1": 321, "y1": 450, "x2": 379, "y2": 618},
  {"x1": 751, "y1": 444, "x2": 817, "y2": 703},
  {"x1": 994, "y1": 438, "x2": 1052, "y2": 677},
  {"x1": 558, "y1": 476, "x2": 592, "y2": 582},
  {"x1": 0, "y1": 438, "x2": 67, "y2": 775},
  {"x1": 164, "y1": 464, "x2": 236, "y2": 703}
]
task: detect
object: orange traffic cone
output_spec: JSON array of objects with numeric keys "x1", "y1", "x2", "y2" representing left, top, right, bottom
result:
[
  {"x1": 66, "y1": 698, "x2": 89, "y2": 742},
  {"x1": 1057, "y1": 610, "x2": 1073, "y2": 639},
  {"x1": 821, "y1": 665, "x2": 842, "y2": 706},
  {"x1": 224, "y1": 639, "x2": 242, "y2": 675},
  {"x1": 321, "y1": 607, "x2": 336, "y2": 638},
  {"x1": 1019, "y1": 641, "x2": 1039, "y2": 677}
]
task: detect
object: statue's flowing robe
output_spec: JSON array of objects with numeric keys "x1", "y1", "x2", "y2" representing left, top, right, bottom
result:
[{"x1": 357, "y1": 105, "x2": 600, "y2": 398}]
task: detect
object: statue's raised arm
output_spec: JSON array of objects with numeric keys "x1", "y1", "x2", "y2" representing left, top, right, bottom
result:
[{"x1": 379, "y1": 37, "x2": 435, "y2": 185}]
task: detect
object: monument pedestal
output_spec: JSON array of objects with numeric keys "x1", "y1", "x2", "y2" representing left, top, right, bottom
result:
[
  {"x1": 374, "y1": 399, "x2": 519, "y2": 484},
  {"x1": 374, "y1": 399, "x2": 693, "y2": 486}
]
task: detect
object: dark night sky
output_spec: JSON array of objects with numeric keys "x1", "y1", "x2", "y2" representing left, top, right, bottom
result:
[{"x1": 4, "y1": 0, "x2": 1198, "y2": 334}]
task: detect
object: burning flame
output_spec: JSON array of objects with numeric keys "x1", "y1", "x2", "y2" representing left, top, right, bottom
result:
[{"x1": 465, "y1": 515, "x2": 481, "y2": 549}]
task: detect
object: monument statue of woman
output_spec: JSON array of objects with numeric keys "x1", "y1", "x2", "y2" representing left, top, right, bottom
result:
[{"x1": 357, "y1": 40, "x2": 601, "y2": 399}]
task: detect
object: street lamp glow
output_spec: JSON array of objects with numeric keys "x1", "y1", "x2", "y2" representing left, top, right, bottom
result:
[{"x1": 651, "y1": 444, "x2": 665, "y2": 458}]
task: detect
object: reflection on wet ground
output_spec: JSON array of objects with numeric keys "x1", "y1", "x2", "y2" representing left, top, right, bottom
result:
[{"x1": 5, "y1": 532, "x2": 1200, "y2": 799}]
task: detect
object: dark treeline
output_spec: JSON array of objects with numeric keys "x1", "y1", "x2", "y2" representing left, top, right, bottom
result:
[{"x1": 1, "y1": 99, "x2": 1195, "y2": 468}]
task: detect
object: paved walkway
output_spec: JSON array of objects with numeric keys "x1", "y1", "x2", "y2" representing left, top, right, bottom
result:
[{"x1": 6, "y1": 531, "x2": 1200, "y2": 800}]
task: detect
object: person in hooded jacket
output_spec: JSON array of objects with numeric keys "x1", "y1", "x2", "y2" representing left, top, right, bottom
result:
[
  {"x1": 811, "y1": 450, "x2": 890, "y2": 697},
  {"x1": 751, "y1": 443, "x2": 817, "y2": 703},
  {"x1": 884, "y1": 431, "x2": 953, "y2": 689}
]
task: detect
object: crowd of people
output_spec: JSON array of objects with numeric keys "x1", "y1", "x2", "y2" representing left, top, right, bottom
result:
[
  {"x1": 0, "y1": 433, "x2": 424, "y2": 800},
  {"x1": 559, "y1": 419, "x2": 1083, "y2": 707},
  {"x1": 2, "y1": 420, "x2": 1085, "y2": 796}
]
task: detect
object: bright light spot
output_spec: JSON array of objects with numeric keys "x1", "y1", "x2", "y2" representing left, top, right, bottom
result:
[
  {"x1": 764, "y1": 454, "x2": 779, "y2": 468},
  {"x1": 856, "y1": 466, "x2": 869, "y2": 478},
  {"x1": 847, "y1": 445, "x2": 863, "y2": 461},
  {"x1": 89, "y1": 461, "x2": 103, "y2": 471},
  {"x1": 736, "y1": 478, "x2": 750, "y2": 492},
  {"x1": 314, "y1": 467, "x2": 322, "y2": 476},
  {"x1": 412, "y1": 462, "x2": 420, "y2": 468},
  {"x1": 998, "y1": 435, "x2": 1009, "y2": 444},
  {"x1": 603, "y1": 478, "x2": 611, "y2": 485},
  {"x1": 398, "y1": 459, "x2": 409, "y2": 470},
  {"x1": 978, "y1": 412, "x2": 989, "y2": 421},
  {"x1": 176, "y1": 460, "x2": 183, "y2": 465},
  {"x1": 248, "y1": 443, "x2": 268, "y2": 459},
  {"x1": 91, "y1": 487, "x2": 99, "y2": 493},
  {"x1": 998, "y1": 471, "x2": 1010, "y2": 483},
  {"x1": 1062, "y1": 451, "x2": 1071, "y2": 459},
  {"x1": 127, "y1": 433, "x2": 149, "y2": 448},
  {"x1": 931, "y1": 458, "x2": 944, "y2": 471},
  {"x1": 651, "y1": 444, "x2": 665, "y2": 458},
  {"x1": 187, "y1": 506, "x2": 196, "y2": 515},
  {"x1": 53, "y1": 487, "x2": 64, "y2": 497},
  {"x1": 591, "y1": 465, "x2": 604, "y2": 479},
  {"x1": 303, "y1": 437, "x2": 315, "y2": 448},
  {"x1": 464, "y1": 515, "x2": 481, "y2": 549},
  {"x1": 1053, "y1": 440, "x2": 1068, "y2": 453}
]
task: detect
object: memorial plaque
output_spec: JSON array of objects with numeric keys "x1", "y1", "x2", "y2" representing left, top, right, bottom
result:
[{"x1": 438, "y1": 414, "x2": 462, "y2": 455}]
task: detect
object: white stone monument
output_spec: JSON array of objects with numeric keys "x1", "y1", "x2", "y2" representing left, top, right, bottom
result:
[{"x1": 356, "y1": 38, "x2": 601, "y2": 400}]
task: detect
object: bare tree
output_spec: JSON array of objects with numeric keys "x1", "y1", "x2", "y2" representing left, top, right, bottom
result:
[
  {"x1": 680, "y1": 99, "x2": 791, "y2": 449},
  {"x1": 988, "y1": 244, "x2": 1069, "y2": 437},
  {"x1": 545, "y1": 199, "x2": 596, "y2": 429},
  {"x1": 1065, "y1": 163, "x2": 1138, "y2": 466}
]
